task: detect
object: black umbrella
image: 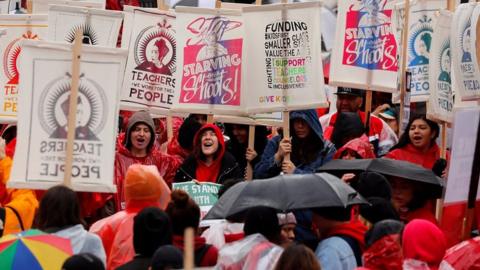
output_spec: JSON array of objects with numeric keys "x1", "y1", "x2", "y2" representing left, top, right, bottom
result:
[
  {"x1": 204, "y1": 173, "x2": 366, "y2": 220},
  {"x1": 317, "y1": 158, "x2": 444, "y2": 196}
]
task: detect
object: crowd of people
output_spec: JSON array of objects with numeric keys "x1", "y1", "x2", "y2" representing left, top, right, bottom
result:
[{"x1": 1, "y1": 86, "x2": 477, "y2": 270}]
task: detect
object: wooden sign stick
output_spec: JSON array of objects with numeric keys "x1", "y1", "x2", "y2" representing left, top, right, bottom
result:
[
  {"x1": 166, "y1": 115, "x2": 174, "y2": 141},
  {"x1": 183, "y1": 227, "x2": 194, "y2": 270},
  {"x1": 63, "y1": 29, "x2": 83, "y2": 188},
  {"x1": 436, "y1": 0, "x2": 455, "y2": 224},
  {"x1": 399, "y1": 0, "x2": 410, "y2": 136},
  {"x1": 245, "y1": 125, "x2": 256, "y2": 180},
  {"x1": 157, "y1": 0, "x2": 169, "y2": 10}
]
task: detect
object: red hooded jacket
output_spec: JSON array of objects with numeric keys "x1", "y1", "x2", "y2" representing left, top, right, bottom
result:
[
  {"x1": 173, "y1": 235, "x2": 218, "y2": 267},
  {"x1": 334, "y1": 136, "x2": 375, "y2": 159},
  {"x1": 402, "y1": 219, "x2": 447, "y2": 270},
  {"x1": 385, "y1": 143, "x2": 449, "y2": 170},
  {"x1": 359, "y1": 234, "x2": 403, "y2": 270}
]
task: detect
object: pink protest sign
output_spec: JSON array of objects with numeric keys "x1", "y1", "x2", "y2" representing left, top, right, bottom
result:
[{"x1": 174, "y1": 8, "x2": 245, "y2": 115}]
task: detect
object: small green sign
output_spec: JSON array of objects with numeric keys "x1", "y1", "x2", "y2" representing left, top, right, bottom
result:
[{"x1": 172, "y1": 181, "x2": 222, "y2": 207}]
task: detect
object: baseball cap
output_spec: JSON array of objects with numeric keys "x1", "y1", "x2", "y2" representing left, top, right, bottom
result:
[{"x1": 335, "y1": 87, "x2": 364, "y2": 97}]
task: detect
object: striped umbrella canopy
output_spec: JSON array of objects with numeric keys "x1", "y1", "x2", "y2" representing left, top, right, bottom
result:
[{"x1": 0, "y1": 229, "x2": 73, "y2": 270}]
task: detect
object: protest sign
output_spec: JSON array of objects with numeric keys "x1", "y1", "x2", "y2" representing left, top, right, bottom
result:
[
  {"x1": 441, "y1": 107, "x2": 480, "y2": 246},
  {"x1": 427, "y1": 10, "x2": 453, "y2": 123},
  {"x1": 242, "y1": 2, "x2": 328, "y2": 113},
  {"x1": 173, "y1": 7, "x2": 245, "y2": 115},
  {"x1": 395, "y1": 0, "x2": 445, "y2": 102},
  {"x1": 48, "y1": 5, "x2": 123, "y2": 47},
  {"x1": 452, "y1": 3, "x2": 480, "y2": 101},
  {"x1": 213, "y1": 112, "x2": 283, "y2": 127},
  {"x1": 330, "y1": 0, "x2": 399, "y2": 93},
  {"x1": 469, "y1": 4, "x2": 480, "y2": 100},
  {"x1": 8, "y1": 40, "x2": 127, "y2": 192},
  {"x1": 172, "y1": 181, "x2": 221, "y2": 218},
  {"x1": 33, "y1": 0, "x2": 104, "y2": 14},
  {"x1": 0, "y1": 15, "x2": 47, "y2": 123},
  {"x1": 120, "y1": 9, "x2": 177, "y2": 114}
]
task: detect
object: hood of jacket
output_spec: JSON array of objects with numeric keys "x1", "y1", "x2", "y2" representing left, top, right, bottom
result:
[
  {"x1": 54, "y1": 224, "x2": 88, "y2": 253},
  {"x1": 334, "y1": 136, "x2": 375, "y2": 159},
  {"x1": 402, "y1": 219, "x2": 446, "y2": 269},
  {"x1": 193, "y1": 124, "x2": 226, "y2": 162},
  {"x1": 123, "y1": 111, "x2": 156, "y2": 152},
  {"x1": 290, "y1": 109, "x2": 324, "y2": 141}
]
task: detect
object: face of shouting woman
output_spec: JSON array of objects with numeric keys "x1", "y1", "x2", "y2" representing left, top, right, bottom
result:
[
  {"x1": 408, "y1": 119, "x2": 435, "y2": 152},
  {"x1": 201, "y1": 129, "x2": 219, "y2": 158}
]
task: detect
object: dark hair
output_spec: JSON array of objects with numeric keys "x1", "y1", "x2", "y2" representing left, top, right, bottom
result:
[
  {"x1": 178, "y1": 117, "x2": 203, "y2": 150},
  {"x1": 35, "y1": 185, "x2": 84, "y2": 231},
  {"x1": 311, "y1": 206, "x2": 352, "y2": 222},
  {"x1": 243, "y1": 206, "x2": 281, "y2": 244},
  {"x1": 290, "y1": 118, "x2": 325, "y2": 165},
  {"x1": 364, "y1": 219, "x2": 404, "y2": 248},
  {"x1": 192, "y1": 127, "x2": 223, "y2": 162},
  {"x1": 151, "y1": 245, "x2": 183, "y2": 270},
  {"x1": 274, "y1": 244, "x2": 321, "y2": 270},
  {"x1": 166, "y1": 190, "x2": 200, "y2": 235},
  {"x1": 62, "y1": 253, "x2": 105, "y2": 270},
  {"x1": 330, "y1": 112, "x2": 365, "y2": 149},
  {"x1": 389, "y1": 114, "x2": 439, "y2": 151},
  {"x1": 133, "y1": 207, "x2": 172, "y2": 256}
]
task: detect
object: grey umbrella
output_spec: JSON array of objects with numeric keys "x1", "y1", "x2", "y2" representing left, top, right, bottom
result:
[
  {"x1": 317, "y1": 158, "x2": 445, "y2": 197},
  {"x1": 204, "y1": 173, "x2": 366, "y2": 220}
]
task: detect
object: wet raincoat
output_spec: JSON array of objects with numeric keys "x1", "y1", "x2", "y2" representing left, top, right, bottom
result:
[{"x1": 334, "y1": 137, "x2": 376, "y2": 159}]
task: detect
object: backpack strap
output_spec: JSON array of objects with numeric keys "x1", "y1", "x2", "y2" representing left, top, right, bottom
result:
[{"x1": 5, "y1": 205, "x2": 24, "y2": 231}]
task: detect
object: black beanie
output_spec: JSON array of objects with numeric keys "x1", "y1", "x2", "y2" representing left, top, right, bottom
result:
[
  {"x1": 331, "y1": 112, "x2": 365, "y2": 148},
  {"x1": 62, "y1": 253, "x2": 105, "y2": 270},
  {"x1": 243, "y1": 206, "x2": 280, "y2": 243},
  {"x1": 178, "y1": 117, "x2": 203, "y2": 150},
  {"x1": 359, "y1": 197, "x2": 400, "y2": 225},
  {"x1": 151, "y1": 245, "x2": 183, "y2": 270},
  {"x1": 364, "y1": 219, "x2": 404, "y2": 248},
  {"x1": 353, "y1": 172, "x2": 392, "y2": 200},
  {"x1": 133, "y1": 207, "x2": 172, "y2": 257}
]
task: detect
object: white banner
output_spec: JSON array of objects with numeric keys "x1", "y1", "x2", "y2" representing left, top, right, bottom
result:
[
  {"x1": 0, "y1": 15, "x2": 47, "y2": 123},
  {"x1": 427, "y1": 10, "x2": 453, "y2": 123},
  {"x1": 9, "y1": 40, "x2": 127, "y2": 192},
  {"x1": 444, "y1": 107, "x2": 480, "y2": 204},
  {"x1": 121, "y1": 6, "x2": 157, "y2": 49},
  {"x1": 213, "y1": 112, "x2": 283, "y2": 127},
  {"x1": 120, "y1": 9, "x2": 177, "y2": 114},
  {"x1": 173, "y1": 7, "x2": 245, "y2": 115},
  {"x1": 242, "y1": 2, "x2": 327, "y2": 113},
  {"x1": 452, "y1": 3, "x2": 480, "y2": 101},
  {"x1": 329, "y1": 0, "x2": 399, "y2": 93},
  {"x1": 468, "y1": 4, "x2": 480, "y2": 100},
  {"x1": 33, "y1": 0, "x2": 104, "y2": 14},
  {"x1": 48, "y1": 5, "x2": 123, "y2": 47},
  {"x1": 397, "y1": 0, "x2": 445, "y2": 102}
]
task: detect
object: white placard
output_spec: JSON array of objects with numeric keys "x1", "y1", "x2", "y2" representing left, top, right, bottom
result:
[
  {"x1": 120, "y1": 9, "x2": 177, "y2": 114},
  {"x1": 401, "y1": 0, "x2": 445, "y2": 102},
  {"x1": 0, "y1": 15, "x2": 47, "y2": 123},
  {"x1": 48, "y1": 5, "x2": 123, "y2": 47},
  {"x1": 468, "y1": 4, "x2": 480, "y2": 100},
  {"x1": 329, "y1": 0, "x2": 399, "y2": 93},
  {"x1": 33, "y1": 0, "x2": 104, "y2": 14},
  {"x1": 452, "y1": 3, "x2": 480, "y2": 101},
  {"x1": 9, "y1": 40, "x2": 127, "y2": 192},
  {"x1": 242, "y1": 2, "x2": 328, "y2": 113},
  {"x1": 213, "y1": 112, "x2": 283, "y2": 127},
  {"x1": 427, "y1": 10, "x2": 453, "y2": 123},
  {"x1": 172, "y1": 7, "x2": 245, "y2": 115},
  {"x1": 121, "y1": 6, "x2": 157, "y2": 49},
  {"x1": 444, "y1": 107, "x2": 480, "y2": 204}
]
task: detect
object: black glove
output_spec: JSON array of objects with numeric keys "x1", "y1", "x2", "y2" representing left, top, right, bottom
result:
[{"x1": 432, "y1": 158, "x2": 447, "y2": 177}]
